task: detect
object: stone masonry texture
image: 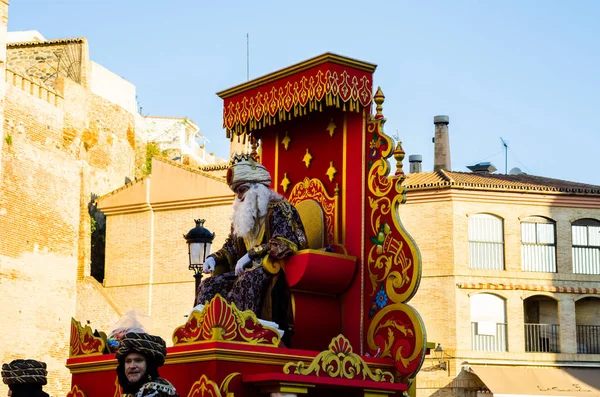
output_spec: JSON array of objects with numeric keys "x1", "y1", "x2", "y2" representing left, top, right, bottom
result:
[{"x1": 0, "y1": 64, "x2": 140, "y2": 395}]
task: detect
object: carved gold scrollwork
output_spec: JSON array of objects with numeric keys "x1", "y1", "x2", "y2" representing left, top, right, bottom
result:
[
  {"x1": 284, "y1": 335, "x2": 393, "y2": 383},
  {"x1": 69, "y1": 318, "x2": 105, "y2": 357},
  {"x1": 66, "y1": 385, "x2": 86, "y2": 397},
  {"x1": 172, "y1": 295, "x2": 281, "y2": 347},
  {"x1": 187, "y1": 373, "x2": 241, "y2": 397},
  {"x1": 364, "y1": 89, "x2": 426, "y2": 382},
  {"x1": 288, "y1": 177, "x2": 337, "y2": 245}
]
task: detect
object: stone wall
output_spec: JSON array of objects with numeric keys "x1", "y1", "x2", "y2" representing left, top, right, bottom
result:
[
  {"x1": 7, "y1": 39, "x2": 89, "y2": 89},
  {"x1": 0, "y1": 66, "x2": 140, "y2": 395}
]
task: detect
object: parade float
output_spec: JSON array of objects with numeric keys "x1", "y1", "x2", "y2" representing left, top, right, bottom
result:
[{"x1": 66, "y1": 53, "x2": 427, "y2": 397}]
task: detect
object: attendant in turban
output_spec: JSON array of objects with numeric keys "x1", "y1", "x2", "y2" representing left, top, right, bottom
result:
[
  {"x1": 116, "y1": 332, "x2": 179, "y2": 397},
  {"x1": 195, "y1": 154, "x2": 308, "y2": 345},
  {"x1": 1, "y1": 359, "x2": 49, "y2": 397}
]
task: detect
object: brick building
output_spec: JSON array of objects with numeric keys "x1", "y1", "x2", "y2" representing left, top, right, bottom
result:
[
  {"x1": 404, "y1": 117, "x2": 600, "y2": 397},
  {"x1": 95, "y1": 157, "x2": 233, "y2": 342},
  {"x1": 0, "y1": 4, "x2": 224, "y2": 395}
]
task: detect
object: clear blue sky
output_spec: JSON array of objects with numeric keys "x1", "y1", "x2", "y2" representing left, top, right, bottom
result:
[{"x1": 9, "y1": 0, "x2": 600, "y2": 185}]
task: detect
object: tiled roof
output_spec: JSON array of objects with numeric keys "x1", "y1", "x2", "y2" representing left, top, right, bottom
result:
[
  {"x1": 200, "y1": 163, "x2": 230, "y2": 172},
  {"x1": 153, "y1": 157, "x2": 226, "y2": 183},
  {"x1": 94, "y1": 175, "x2": 148, "y2": 203},
  {"x1": 95, "y1": 157, "x2": 228, "y2": 203},
  {"x1": 402, "y1": 170, "x2": 600, "y2": 195},
  {"x1": 7, "y1": 37, "x2": 85, "y2": 47}
]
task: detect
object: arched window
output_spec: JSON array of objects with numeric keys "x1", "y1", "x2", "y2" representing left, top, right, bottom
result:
[
  {"x1": 470, "y1": 293, "x2": 507, "y2": 351},
  {"x1": 521, "y1": 217, "x2": 556, "y2": 272},
  {"x1": 576, "y1": 297, "x2": 600, "y2": 353},
  {"x1": 469, "y1": 214, "x2": 504, "y2": 270},
  {"x1": 572, "y1": 219, "x2": 600, "y2": 274}
]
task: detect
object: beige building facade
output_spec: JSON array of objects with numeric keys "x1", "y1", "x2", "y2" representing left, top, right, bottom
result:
[
  {"x1": 399, "y1": 170, "x2": 600, "y2": 397},
  {"x1": 96, "y1": 157, "x2": 233, "y2": 341}
]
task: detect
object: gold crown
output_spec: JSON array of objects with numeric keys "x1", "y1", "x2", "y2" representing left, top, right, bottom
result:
[{"x1": 230, "y1": 153, "x2": 258, "y2": 167}]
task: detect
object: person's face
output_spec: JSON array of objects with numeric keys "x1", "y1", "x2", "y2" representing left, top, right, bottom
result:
[
  {"x1": 235, "y1": 184, "x2": 251, "y2": 201},
  {"x1": 124, "y1": 352, "x2": 147, "y2": 383}
]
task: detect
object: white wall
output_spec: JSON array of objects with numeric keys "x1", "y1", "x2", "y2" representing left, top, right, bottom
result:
[
  {"x1": 90, "y1": 61, "x2": 138, "y2": 115},
  {"x1": 7, "y1": 30, "x2": 46, "y2": 43}
]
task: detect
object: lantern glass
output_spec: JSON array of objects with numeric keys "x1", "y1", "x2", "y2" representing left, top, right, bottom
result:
[{"x1": 189, "y1": 242, "x2": 211, "y2": 266}]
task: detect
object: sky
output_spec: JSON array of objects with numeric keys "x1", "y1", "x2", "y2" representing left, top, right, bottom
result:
[{"x1": 8, "y1": 0, "x2": 600, "y2": 185}]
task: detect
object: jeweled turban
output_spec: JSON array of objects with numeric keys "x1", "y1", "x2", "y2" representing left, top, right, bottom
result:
[
  {"x1": 115, "y1": 332, "x2": 167, "y2": 367},
  {"x1": 1, "y1": 359, "x2": 47, "y2": 386},
  {"x1": 226, "y1": 153, "x2": 271, "y2": 192}
]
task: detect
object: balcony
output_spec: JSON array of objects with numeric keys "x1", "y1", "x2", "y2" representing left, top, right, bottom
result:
[
  {"x1": 577, "y1": 325, "x2": 600, "y2": 354},
  {"x1": 471, "y1": 322, "x2": 507, "y2": 352},
  {"x1": 524, "y1": 323, "x2": 559, "y2": 353}
]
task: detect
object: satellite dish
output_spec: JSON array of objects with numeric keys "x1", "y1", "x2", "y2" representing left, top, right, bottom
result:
[{"x1": 509, "y1": 167, "x2": 524, "y2": 175}]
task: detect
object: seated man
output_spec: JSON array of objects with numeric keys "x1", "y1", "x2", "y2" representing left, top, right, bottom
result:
[
  {"x1": 1, "y1": 359, "x2": 49, "y2": 397},
  {"x1": 116, "y1": 332, "x2": 180, "y2": 397},
  {"x1": 196, "y1": 154, "x2": 308, "y2": 343}
]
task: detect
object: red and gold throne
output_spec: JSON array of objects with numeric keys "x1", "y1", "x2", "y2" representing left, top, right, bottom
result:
[{"x1": 67, "y1": 53, "x2": 426, "y2": 397}]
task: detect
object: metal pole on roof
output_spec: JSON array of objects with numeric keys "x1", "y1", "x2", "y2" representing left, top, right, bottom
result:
[
  {"x1": 246, "y1": 33, "x2": 250, "y2": 81},
  {"x1": 500, "y1": 137, "x2": 508, "y2": 174}
]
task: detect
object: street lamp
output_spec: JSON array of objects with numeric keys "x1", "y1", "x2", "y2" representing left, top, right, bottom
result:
[
  {"x1": 183, "y1": 219, "x2": 215, "y2": 298},
  {"x1": 434, "y1": 343, "x2": 447, "y2": 370}
]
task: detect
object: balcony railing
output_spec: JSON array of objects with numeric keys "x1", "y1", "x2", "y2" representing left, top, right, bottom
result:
[
  {"x1": 471, "y1": 322, "x2": 507, "y2": 352},
  {"x1": 524, "y1": 323, "x2": 559, "y2": 353},
  {"x1": 577, "y1": 325, "x2": 600, "y2": 354}
]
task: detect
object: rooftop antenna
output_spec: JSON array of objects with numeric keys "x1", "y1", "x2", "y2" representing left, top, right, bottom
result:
[
  {"x1": 246, "y1": 33, "x2": 250, "y2": 81},
  {"x1": 500, "y1": 137, "x2": 508, "y2": 174}
]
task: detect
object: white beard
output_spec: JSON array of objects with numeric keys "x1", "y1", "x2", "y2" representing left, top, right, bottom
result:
[{"x1": 231, "y1": 184, "x2": 281, "y2": 238}]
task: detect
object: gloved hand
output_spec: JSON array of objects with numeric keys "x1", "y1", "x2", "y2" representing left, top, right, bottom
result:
[
  {"x1": 235, "y1": 253, "x2": 252, "y2": 276},
  {"x1": 202, "y1": 257, "x2": 216, "y2": 274}
]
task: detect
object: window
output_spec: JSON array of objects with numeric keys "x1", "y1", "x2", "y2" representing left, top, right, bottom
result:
[
  {"x1": 521, "y1": 217, "x2": 556, "y2": 272},
  {"x1": 572, "y1": 219, "x2": 600, "y2": 274},
  {"x1": 470, "y1": 293, "x2": 507, "y2": 351},
  {"x1": 469, "y1": 214, "x2": 504, "y2": 270}
]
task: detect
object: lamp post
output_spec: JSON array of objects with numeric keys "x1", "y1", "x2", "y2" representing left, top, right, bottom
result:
[
  {"x1": 434, "y1": 343, "x2": 447, "y2": 370},
  {"x1": 183, "y1": 219, "x2": 215, "y2": 301}
]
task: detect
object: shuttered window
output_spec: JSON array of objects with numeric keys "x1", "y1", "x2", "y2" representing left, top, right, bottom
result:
[
  {"x1": 521, "y1": 217, "x2": 556, "y2": 272},
  {"x1": 470, "y1": 293, "x2": 507, "y2": 351},
  {"x1": 573, "y1": 219, "x2": 600, "y2": 275},
  {"x1": 469, "y1": 214, "x2": 504, "y2": 270}
]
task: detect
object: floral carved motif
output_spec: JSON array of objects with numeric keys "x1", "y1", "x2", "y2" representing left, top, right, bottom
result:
[
  {"x1": 69, "y1": 318, "x2": 105, "y2": 357},
  {"x1": 187, "y1": 373, "x2": 241, "y2": 397},
  {"x1": 172, "y1": 295, "x2": 280, "y2": 346},
  {"x1": 284, "y1": 335, "x2": 393, "y2": 382},
  {"x1": 66, "y1": 385, "x2": 86, "y2": 397}
]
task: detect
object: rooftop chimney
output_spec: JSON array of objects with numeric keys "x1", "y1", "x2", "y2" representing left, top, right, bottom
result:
[
  {"x1": 433, "y1": 115, "x2": 451, "y2": 172},
  {"x1": 467, "y1": 162, "x2": 497, "y2": 174},
  {"x1": 409, "y1": 154, "x2": 422, "y2": 173}
]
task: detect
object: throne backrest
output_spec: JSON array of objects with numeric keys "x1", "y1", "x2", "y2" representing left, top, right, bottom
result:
[{"x1": 288, "y1": 177, "x2": 339, "y2": 248}]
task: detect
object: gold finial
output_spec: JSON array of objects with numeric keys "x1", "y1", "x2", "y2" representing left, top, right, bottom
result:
[
  {"x1": 374, "y1": 87, "x2": 385, "y2": 119},
  {"x1": 393, "y1": 140, "x2": 406, "y2": 181}
]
